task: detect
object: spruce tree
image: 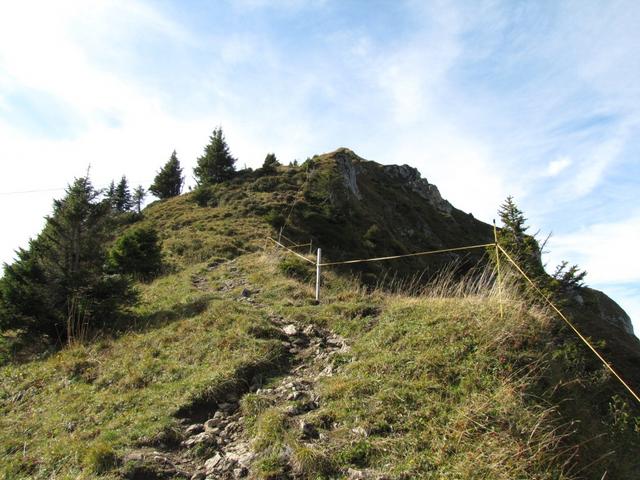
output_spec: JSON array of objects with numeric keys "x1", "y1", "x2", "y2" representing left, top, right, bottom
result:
[
  {"x1": 0, "y1": 176, "x2": 134, "y2": 341},
  {"x1": 105, "y1": 180, "x2": 116, "y2": 210},
  {"x1": 114, "y1": 176, "x2": 132, "y2": 212},
  {"x1": 496, "y1": 196, "x2": 544, "y2": 278},
  {"x1": 262, "y1": 153, "x2": 280, "y2": 174},
  {"x1": 132, "y1": 185, "x2": 146, "y2": 214},
  {"x1": 149, "y1": 150, "x2": 184, "y2": 199},
  {"x1": 494, "y1": 196, "x2": 588, "y2": 298},
  {"x1": 193, "y1": 127, "x2": 236, "y2": 185}
]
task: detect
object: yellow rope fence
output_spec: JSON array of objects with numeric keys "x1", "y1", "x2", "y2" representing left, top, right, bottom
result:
[
  {"x1": 268, "y1": 234, "x2": 640, "y2": 405},
  {"x1": 497, "y1": 244, "x2": 640, "y2": 405}
]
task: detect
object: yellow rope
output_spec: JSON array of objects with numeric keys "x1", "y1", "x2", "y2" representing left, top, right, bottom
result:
[
  {"x1": 319, "y1": 243, "x2": 496, "y2": 266},
  {"x1": 278, "y1": 232, "x2": 298, "y2": 246},
  {"x1": 268, "y1": 237, "x2": 316, "y2": 264},
  {"x1": 497, "y1": 244, "x2": 640, "y2": 405}
]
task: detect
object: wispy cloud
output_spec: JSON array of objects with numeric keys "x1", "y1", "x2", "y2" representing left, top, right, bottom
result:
[{"x1": 545, "y1": 156, "x2": 572, "y2": 177}]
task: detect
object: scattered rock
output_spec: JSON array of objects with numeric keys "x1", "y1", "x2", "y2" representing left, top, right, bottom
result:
[
  {"x1": 352, "y1": 426, "x2": 368, "y2": 437},
  {"x1": 191, "y1": 472, "x2": 206, "y2": 480},
  {"x1": 123, "y1": 451, "x2": 145, "y2": 463},
  {"x1": 185, "y1": 424, "x2": 204, "y2": 436},
  {"x1": 204, "y1": 453, "x2": 224, "y2": 474},
  {"x1": 283, "y1": 324, "x2": 298, "y2": 336},
  {"x1": 287, "y1": 390, "x2": 304, "y2": 401},
  {"x1": 204, "y1": 417, "x2": 222, "y2": 431},
  {"x1": 348, "y1": 468, "x2": 367, "y2": 479},
  {"x1": 241, "y1": 288, "x2": 251, "y2": 298},
  {"x1": 182, "y1": 431, "x2": 214, "y2": 447},
  {"x1": 219, "y1": 402, "x2": 237, "y2": 414},
  {"x1": 300, "y1": 420, "x2": 319, "y2": 439}
]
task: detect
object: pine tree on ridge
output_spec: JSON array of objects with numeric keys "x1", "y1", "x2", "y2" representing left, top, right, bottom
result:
[{"x1": 150, "y1": 150, "x2": 184, "y2": 199}]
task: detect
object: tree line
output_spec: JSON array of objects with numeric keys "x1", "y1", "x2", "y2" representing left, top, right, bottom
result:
[{"x1": 0, "y1": 126, "x2": 281, "y2": 345}]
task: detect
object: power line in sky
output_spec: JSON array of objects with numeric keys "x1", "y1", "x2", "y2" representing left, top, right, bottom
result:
[
  {"x1": 0, "y1": 187, "x2": 66, "y2": 196},
  {"x1": 0, "y1": 180, "x2": 149, "y2": 196}
]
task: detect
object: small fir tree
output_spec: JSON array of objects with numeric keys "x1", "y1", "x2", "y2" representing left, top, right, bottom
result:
[
  {"x1": 193, "y1": 127, "x2": 236, "y2": 185},
  {"x1": 114, "y1": 176, "x2": 132, "y2": 212},
  {"x1": 149, "y1": 150, "x2": 184, "y2": 199},
  {"x1": 105, "y1": 180, "x2": 116, "y2": 209},
  {"x1": 132, "y1": 185, "x2": 146, "y2": 214},
  {"x1": 262, "y1": 153, "x2": 280, "y2": 174},
  {"x1": 494, "y1": 196, "x2": 587, "y2": 298},
  {"x1": 496, "y1": 196, "x2": 544, "y2": 277},
  {"x1": 106, "y1": 226, "x2": 162, "y2": 280}
]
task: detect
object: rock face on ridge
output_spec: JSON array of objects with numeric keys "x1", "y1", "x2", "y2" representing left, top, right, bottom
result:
[
  {"x1": 582, "y1": 288, "x2": 634, "y2": 335},
  {"x1": 290, "y1": 148, "x2": 494, "y2": 279},
  {"x1": 381, "y1": 163, "x2": 453, "y2": 215}
]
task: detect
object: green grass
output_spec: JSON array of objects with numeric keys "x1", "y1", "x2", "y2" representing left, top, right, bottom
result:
[
  {"x1": 243, "y1": 254, "x2": 640, "y2": 479},
  {"x1": 2, "y1": 250, "x2": 639, "y2": 479},
  {"x1": 0, "y1": 259, "x2": 286, "y2": 479}
]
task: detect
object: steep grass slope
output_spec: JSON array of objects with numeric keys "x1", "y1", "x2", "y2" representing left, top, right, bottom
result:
[{"x1": 2, "y1": 250, "x2": 639, "y2": 479}]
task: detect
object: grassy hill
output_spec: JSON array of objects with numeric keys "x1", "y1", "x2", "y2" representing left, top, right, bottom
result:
[{"x1": 1, "y1": 150, "x2": 639, "y2": 479}]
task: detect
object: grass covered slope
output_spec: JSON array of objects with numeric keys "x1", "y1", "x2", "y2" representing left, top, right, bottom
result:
[
  {"x1": 0, "y1": 259, "x2": 288, "y2": 479},
  {"x1": 135, "y1": 149, "x2": 494, "y2": 276},
  {"x1": 1, "y1": 250, "x2": 639, "y2": 479},
  {"x1": 248, "y1": 260, "x2": 640, "y2": 479}
]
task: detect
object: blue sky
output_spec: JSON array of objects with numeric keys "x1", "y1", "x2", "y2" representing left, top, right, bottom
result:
[{"x1": 0, "y1": 0, "x2": 638, "y2": 333}]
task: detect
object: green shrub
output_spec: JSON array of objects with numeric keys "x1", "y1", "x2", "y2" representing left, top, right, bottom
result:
[
  {"x1": 83, "y1": 441, "x2": 117, "y2": 474},
  {"x1": 107, "y1": 226, "x2": 162, "y2": 280},
  {"x1": 251, "y1": 176, "x2": 281, "y2": 192},
  {"x1": 278, "y1": 256, "x2": 312, "y2": 281},
  {"x1": 191, "y1": 186, "x2": 218, "y2": 207},
  {"x1": 265, "y1": 210, "x2": 286, "y2": 230}
]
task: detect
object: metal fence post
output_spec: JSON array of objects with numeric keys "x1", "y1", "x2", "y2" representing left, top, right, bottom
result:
[{"x1": 315, "y1": 248, "x2": 322, "y2": 302}]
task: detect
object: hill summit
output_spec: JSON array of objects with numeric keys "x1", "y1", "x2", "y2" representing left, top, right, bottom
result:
[{"x1": 1, "y1": 148, "x2": 639, "y2": 479}]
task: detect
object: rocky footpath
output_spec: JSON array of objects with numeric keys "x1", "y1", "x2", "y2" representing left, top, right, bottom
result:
[{"x1": 121, "y1": 291, "x2": 349, "y2": 480}]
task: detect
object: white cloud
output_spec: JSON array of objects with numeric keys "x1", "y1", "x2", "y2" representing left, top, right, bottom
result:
[
  {"x1": 545, "y1": 213, "x2": 640, "y2": 285},
  {"x1": 545, "y1": 156, "x2": 572, "y2": 176}
]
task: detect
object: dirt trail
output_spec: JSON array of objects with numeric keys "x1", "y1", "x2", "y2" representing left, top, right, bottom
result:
[{"x1": 122, "y1": 277, "x2": 348, "y2": 480}]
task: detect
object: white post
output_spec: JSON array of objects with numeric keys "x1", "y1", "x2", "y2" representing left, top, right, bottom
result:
[
  {"x1": 315, "y1": 248, "x2": 322, "y2": 302},
  {"x1": 309, "y1": 238, "x2": 313, "y2": 255},
  {"x1": 278, "y1": 226, "x2": 283, "y2": 243}
]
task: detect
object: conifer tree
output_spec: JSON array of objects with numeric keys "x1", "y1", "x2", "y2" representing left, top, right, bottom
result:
[
  {"x1": 149, "y1": 150, "x2": 184, "y2": 199},
  {"x1": 114, "y1": 176, "x2": 132, "y2": 212},
  {"x1": 0, "y1": 176, "x2": 134, "y2": 341},
  {"x1": 132, "y1": 185, "x2": 146, "y2": 214},
  {"x1": 496, "y1": 196, "x2": 544, "y2": 278},
  {"x1": 106, "y1": 180, "x2": 116, "y2": 209},
  {"x1": 193, "y1": 127, "x2": 236, "y2": 185},
  {"x1": 262, "y1": 153, "x2": 280, "y2": 174},
  {"x1": 495, "y1": 196, "x2": 587, "y2": 295}
]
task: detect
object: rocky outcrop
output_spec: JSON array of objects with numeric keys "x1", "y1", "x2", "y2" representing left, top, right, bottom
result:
[
  {"x1": 329, "y1": 148, "x2": 453, "y2": 215},
  {"x1": 582, "y1": 287, "x2": 634, "y2": 335},
  {"x1": 333, "y1": 148, "x2": 362, "y2": 199},
  {"x1": 382, "y1": 164, "x2": 453, "y2": 215}
]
